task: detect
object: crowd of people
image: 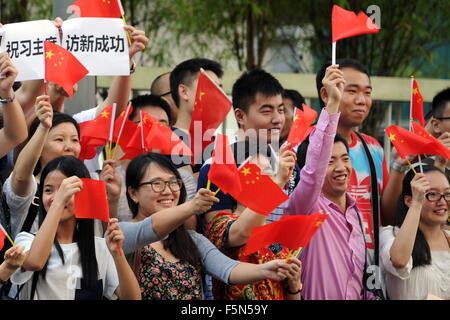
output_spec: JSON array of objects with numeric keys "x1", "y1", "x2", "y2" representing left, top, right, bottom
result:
[{"x1": 0, "y1": 18, "x2": 448, "y2": 301}]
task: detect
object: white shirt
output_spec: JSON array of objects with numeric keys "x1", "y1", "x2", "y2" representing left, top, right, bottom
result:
[
  {"x1": 11, "y1": 232, "x2": 119, "y2": 300},
  {"x1": 380, "y1": 226, "x2": 450, "y2": 300}
]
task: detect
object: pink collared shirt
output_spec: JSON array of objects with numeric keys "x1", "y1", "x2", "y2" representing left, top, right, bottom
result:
[{"x1": 284, "y1": 109, "x2": 367, "y2": 300}]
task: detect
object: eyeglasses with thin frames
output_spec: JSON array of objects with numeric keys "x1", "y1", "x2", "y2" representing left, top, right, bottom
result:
[
  {"x1": 436, "y1": 117, "x2": 450, "y2": 121},
  {"x1": 138, "y1": 178, "x2": 182, "y2": 193}
]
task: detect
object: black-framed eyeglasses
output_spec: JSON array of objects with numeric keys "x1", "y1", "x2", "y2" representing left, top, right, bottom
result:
[
  {"x1": 159, "y1": 90, "x2": 172, "y2": 98},
  {"x1": 138, "y1": 178, "x2": 182, "y2": 193},
  {"x1": 436, "y1": 117, "x2": 450, "y2": 121},
  {"x1": 425, "y1": 192, "x2": 450, "y2": 202}
]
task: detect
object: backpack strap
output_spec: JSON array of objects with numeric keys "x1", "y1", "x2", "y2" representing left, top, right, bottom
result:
[
  {"x1": 354, "y1": 131, "x2": 380, "y2": 266},
  {"x1": 20, "y1": 194, "x2": 39, "y2": 233}
]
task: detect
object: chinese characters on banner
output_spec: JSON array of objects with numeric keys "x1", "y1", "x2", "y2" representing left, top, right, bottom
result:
[{"x1": 0, "y1": 18, "x2": 129, "y2": 81}]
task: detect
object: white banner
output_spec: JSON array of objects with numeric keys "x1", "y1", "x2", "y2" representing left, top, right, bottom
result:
[{"x1": 0, "y1": 18, "x2": 130, "y2": 81}]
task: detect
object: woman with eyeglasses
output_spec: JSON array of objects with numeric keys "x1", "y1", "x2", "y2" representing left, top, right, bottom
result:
[
  {"x1": 120, "y1": 152, "x2": 300, "y2": 300},
  {"x1": 380, "y1": 165, "x2": 450, "y2": 300}
]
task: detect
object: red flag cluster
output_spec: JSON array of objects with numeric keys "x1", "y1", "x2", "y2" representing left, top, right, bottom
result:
[
  {"x1": 44, "y1": 41, "x2": 89, "y2": 98},
  {"x1": 332, "y1": 4, "x2": 379, "y2": 43},
  {"x1": 286, "y1": 104, "x2": 317, "y2": 147},
  {"x1": 189, "y1": 69, "x2": 232, "y2": 165},
  {"x1": 74, "y1": 178, "x2": 110, "y2": 222},
  {"x1": 244, "y1": 213, "x2": 329, "y2": 255},
  {"x1": 385, "y1": 124, "x2": 450, "y2": 160}
]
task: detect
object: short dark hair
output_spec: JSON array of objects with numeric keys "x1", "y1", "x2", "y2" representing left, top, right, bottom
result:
[
  {"x1": 129, "y1": 94, "x2": 172, "y2": 124},
  {"x1": 296, "y1": 133, "x2": 349, "y2": 172},
  {"x1": 283, "y1": 89, "x2": 305, "y2": 110},
  {"x1": 169, "y1": 58, "x2": 223, "y2": 108},
  {"x1": 316, "y1": 58, "x2": 370, "y2": 108},
  {"x1": 232, "y1": 69, "x2": 284, "y2": 114},
  {"x1": 431, "y1": 87, "x2": 450, "y2": 118}
]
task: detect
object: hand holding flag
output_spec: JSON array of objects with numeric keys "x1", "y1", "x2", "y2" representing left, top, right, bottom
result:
[
  {"x1": 44, "y1": 41, "x2": 89, "y2": 98},
  {"x1": 286, "y1": 104, "x2": 317, "y2": 147},
  {"x1": 0, "y1": 222, "x2": 14, "y2": 251}
]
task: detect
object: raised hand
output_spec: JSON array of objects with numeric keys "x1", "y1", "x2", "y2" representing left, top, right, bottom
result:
[
  {"x1": 322, "y1": 64, "x2": 345, "y2": 110},
  {"x1": 410, "y1": 173, "x2": 430, "y2": 206},
  {"x1": 3, "y1": 245, "x2": 27, "y2": 270},
  {"x1": 53, "y1": 176, "x2": 83, "y2": 209},
  {"x1": 105, "y1": 218, "x2": 124, "y2": 257},
  {"x1": 0, "y1": 52, "x2": 18, "y2": 99},
  {"x1": 100, "y1": 160, "x2": 122, "y2": 201},
  {"x1": 187, "y1": 188, "x2": 219, "y2": 215},
  {"x1": 124, "y1": 25, "x2": 148, "y2": 61},
  {"x1": 35, "y1": 95, "x2": 53, "y2": 129},
  {"x1": 275, "y1": 142, "x2": 297, "y2": 186}
]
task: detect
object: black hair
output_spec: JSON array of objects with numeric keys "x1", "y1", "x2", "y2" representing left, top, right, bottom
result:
[
  {"x1": 282, "y1": 89, "x2": 305, "y2": 110},
  {"x1": 169, "y1": 58, "x2": 223, "y2": 108},
  {"x1": 36, "y1": 156, "x2": 98, "y2": 289},
  {"x1": 232, "y1": 69, "x2": 284, "y2": 116},
  {"x1": 431, "y1": 87, "x2": 450, "y2": 119},
  {"x1": 28, "y1": 111, "x2": 80, "y2": 176},
  {"x1": 125, "y1": 153, "x2": 204, "y2": 271},
  {"x1": 316, "y1": 58, "x2": 370, "y2": 108},
  {"x1": 296, "y1": 132, "x2": 349, "y2": 172},
  {"x1": 395, "y1": 165, "x2": 448, "y2": 268},
  {"x1": 129, "y1": 94, "x2": 172, "y2": 125}
]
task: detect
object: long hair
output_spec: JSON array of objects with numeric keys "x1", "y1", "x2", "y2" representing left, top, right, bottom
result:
[
  {"x1": 126, "y1": 153, "x2": 203, "y2": 271},
  {"x1": 36, "y1": 156, "x2": 98, "y2": 289},
  {"x1": 395, "y1": 164, "x2": 447, "y2": 268},
  {"x1": 29, "y1": 111, "x2": 80, "y2": 176}
]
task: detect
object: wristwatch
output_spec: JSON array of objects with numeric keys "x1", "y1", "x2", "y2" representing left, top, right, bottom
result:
[
  {"x1": 391, "y1": 161, "x2": 409, "y2": 172},
  {"x1": 0, "y1": 92, "x2": 15, "y2": 104}
]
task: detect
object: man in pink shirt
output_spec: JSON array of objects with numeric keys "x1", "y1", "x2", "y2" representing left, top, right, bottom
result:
[{"x1": 284, "y1": 64, "x2": 370, "y2": 300}]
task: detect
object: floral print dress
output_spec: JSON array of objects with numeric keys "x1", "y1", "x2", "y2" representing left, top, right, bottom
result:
[
  {"x1": 206, "y1": 212, "x2": 292, "y2": 300},
  {"x1": 137, "y1": 245, "x2": 202, "y2": 300}
]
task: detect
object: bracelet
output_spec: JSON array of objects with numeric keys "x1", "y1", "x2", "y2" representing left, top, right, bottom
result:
[
  {"x1": 391, "y1": 161, "x2": 409, "y2": 173},
  {"x1": 129, "y1": 61, "x2": 136, "y2": 74},
  {"x1": 0, "y1": 92, "x2": 15, "y2": 104},
  {"x1": 286, "y1": 282, "x2": 302, "y2": 295}
]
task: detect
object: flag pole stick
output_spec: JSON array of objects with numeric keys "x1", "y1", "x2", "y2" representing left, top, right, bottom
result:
[
  {"x1": 406, "y1": 159, "x2": 417, "y2": 175},
  {"x1": 112, "y1": 102, "x2": 132, "y2": 160},
  {"x1": 332, "y1": 42, "x2": 336, "y2": 65},
  {"x1": 206, "y1": 180, "x2": 211, "y2": 190},
  {"x1": 122, "y1": 15, "x2": 132, "y2": 46},
  {"x1": 213, "y1": 188, "x2": 221, "y2": 196}
]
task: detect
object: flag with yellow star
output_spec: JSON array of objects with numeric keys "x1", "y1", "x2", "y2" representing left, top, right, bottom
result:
[
  {"x1": 385, "y1": 124, "x2": 450, "y2": 160},
  {"x1": 78, "y1": 104, "x2": 116, "y2": 160},
  {"x1": 228, "y1": 159, "x2": 289, "y2": 216},
  {"x1": 411, "y1": 79, "x2": 425, "y2": 127},
  {"x1": 70, "y1": 0, "x2": 124, "y2": 18},
  {"x1": 44, "y1": 41, "x2": 88, "y2": 98},
  {"x1": 189, "y1": 68, "x2": 232, "y2": 165},
  {"x1": 286, "y1": 103, "x2": 317, "y2": 147},
  {"x1": 411, "y1": 122, "x2": 450, "y2": 159},
  {"x1": 243, "y1": 213, "x2": 329, "y2": 256}
]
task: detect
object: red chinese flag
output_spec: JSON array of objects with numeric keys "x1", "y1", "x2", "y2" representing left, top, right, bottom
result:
[
  {"x1": 411, "y1": 79, "x2": 426, "y2": 127},
  {"x1": 385, "y1": 125, "x2": 435, "y2": 159},
  {"x1": 208, "y1": 134, "x2": 242, "y2": 195},
  {"x1": 113, "y1": 103, "x2": 138, "y2": 150},
  {"x1": 229, "y1": 160, "x2": 288, "y2": 216},
  {"x1": 120, "y1": 111, "x2": 152, "y2": 160},
  {"x1": 244, "y1": 213, "x2": 329, "y2": 255},
  {"x1": 287, "y1": 104, "x2": 318, "y2": 147},
  {"x1": 411, "y1": 122, "x2": 450, "y2": 160},
  {"x1": 189, "y1": 69, "x2": 232, "y2": 165},
  {"x1": 44, "y1": 41, "x2": 88, "y2": 99},
  {"x1": 79, "y1": 104, "x2": 116, "y2": 160},
  {"x1": 74, "y1": 179, "x2": 110, "y2": 222},
  {"x1": 144, "y1": 113, "x2": 192, "y2": 156},
  {"x1": 70, "y1": 0, "x2": 124, "y2": 18},
  {"x1": 332, "y1": 4, "x2": 379, "y2": 43}
]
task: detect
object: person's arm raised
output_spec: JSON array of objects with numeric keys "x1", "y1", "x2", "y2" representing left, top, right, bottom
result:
[
  {"x1": 12, "y1": 96, "x2": 53, "y2": 197},
  {"x1": 0, "y1": 52, "x2": 28, "y2": 158}
]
